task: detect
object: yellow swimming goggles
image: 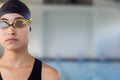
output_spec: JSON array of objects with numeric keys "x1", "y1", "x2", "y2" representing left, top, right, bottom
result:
[{"x1": 0, "y1": 18, "x2": 32, "y2": 29}]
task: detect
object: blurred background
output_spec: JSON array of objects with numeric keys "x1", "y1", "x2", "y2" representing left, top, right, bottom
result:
[{"x1": 0, "y1": 0, "x2": 120, "y2": 80}]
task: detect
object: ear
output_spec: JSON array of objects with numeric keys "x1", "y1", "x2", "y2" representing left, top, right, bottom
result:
[
  {"x1": 29, "y1": 26, "x2": 32, "y2": 31},
  {"x1": 28, "y1": 23, "x2": 32, "y2": 32}
]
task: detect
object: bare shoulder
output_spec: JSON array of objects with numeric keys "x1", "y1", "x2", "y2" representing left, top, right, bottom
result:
[{"x1": 42, "y1": 63, "x2": 60, "y2": 80}]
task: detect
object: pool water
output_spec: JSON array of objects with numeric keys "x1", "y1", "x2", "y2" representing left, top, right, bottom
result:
[{"x1": 45, "y1": 60, "x2": 120, "y2": 80}]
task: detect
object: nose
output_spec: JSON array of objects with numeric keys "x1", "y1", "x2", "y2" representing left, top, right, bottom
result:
[{"x1": 7, "y1": 26, "x2": 17, "y2": 35}]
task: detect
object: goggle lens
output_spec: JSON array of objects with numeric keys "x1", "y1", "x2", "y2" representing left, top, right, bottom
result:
[
  {"x1": 0, "y1": 21, "x2": 8, "y2": 28},
  {"x1": 14, "y1": 19, "x2": 26, "y2": 28}
]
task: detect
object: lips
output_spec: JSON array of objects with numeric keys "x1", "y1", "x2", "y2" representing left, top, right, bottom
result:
[{"x1": 6, "y1": 38, "x2": 18, "y2": 42}]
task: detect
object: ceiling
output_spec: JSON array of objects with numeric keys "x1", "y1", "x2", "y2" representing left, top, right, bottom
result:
[
  {"x1": 0, "y1": 0, "x2": 120, "y2": 5},
  {"x1": 0, "y1": 0, "x2": 42, "y2": 4}
]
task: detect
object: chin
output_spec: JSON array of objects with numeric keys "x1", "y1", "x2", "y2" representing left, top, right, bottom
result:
[
  {"x1": 4, "y1": 43, "x2": 27, "y2": 51},
  {"x1": 5, "y1": 45, "x2": 23, "y2": 51},
  {"x1": 6, "y1": 47, "x2": 20, "y2": 51}
]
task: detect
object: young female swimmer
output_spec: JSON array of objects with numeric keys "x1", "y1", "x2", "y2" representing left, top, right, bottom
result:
[{"x1": 0, "y1": 0, "x2": 60, "y2": 80}]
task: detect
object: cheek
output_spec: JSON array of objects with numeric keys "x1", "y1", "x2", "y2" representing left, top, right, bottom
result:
[
  {"x1": 0, "y1": 30, "x2": 7, "y2": 44},
  {"x1": 18, "y1": 29, "x2": 29, "y2": 43}
]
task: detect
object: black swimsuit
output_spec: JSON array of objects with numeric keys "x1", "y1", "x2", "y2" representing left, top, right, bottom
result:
[{"x1": 0, "y1": 58, "x2": 42, "y2": 80}]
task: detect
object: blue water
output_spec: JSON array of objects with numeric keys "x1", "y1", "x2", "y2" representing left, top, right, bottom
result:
[{"x1": 46, "y1": 61, "x2": 120, "y2": 80}]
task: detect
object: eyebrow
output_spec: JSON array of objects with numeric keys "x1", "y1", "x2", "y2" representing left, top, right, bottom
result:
[
  {"x1": 15, "y1": 17, "x2": 25, "y2": 19},
  {"x1": 0, "y1": 17, "x2": 25, "y2": 21},
  {"x1": 0, "y1": 18, "x2": 7, "y2": 21}
]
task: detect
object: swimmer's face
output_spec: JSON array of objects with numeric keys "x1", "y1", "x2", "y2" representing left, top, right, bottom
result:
[{"x1": 0, "y1": 13, "x2": 30, "y2": 51}]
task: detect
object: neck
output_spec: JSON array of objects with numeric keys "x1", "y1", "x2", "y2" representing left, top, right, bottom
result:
[{"x1": 0, "y1": 48, "x2": 34, "y2": 68}]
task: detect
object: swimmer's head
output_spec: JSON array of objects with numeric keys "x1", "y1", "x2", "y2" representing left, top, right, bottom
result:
[{"x1": 0, "y1": 0, "x2": 31, "y2": 20}]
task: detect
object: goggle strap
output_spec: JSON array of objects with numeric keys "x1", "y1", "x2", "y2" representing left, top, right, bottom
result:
[{"x1": 26, "y1": 18, "x2": 32, "y2": 24}]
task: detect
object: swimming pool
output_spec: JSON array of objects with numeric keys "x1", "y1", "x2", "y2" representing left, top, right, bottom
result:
[{"x1": 43, "y1": 59, "x2": 120, "y2": 80}]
